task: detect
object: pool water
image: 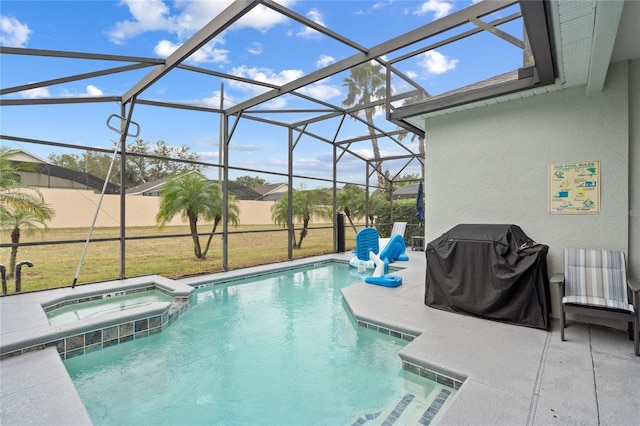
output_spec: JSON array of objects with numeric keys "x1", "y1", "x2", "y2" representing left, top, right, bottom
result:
[
  {"x1": 46, "y1": 290, "x2": 174, "y2": 326},
  {"x1": 64, "y1": 263, "x2": 454, "y2": 425}
]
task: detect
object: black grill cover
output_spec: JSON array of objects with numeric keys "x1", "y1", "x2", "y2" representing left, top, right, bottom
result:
[{"x1": 425, "y1": 224, "x2": 550, "y2": 329}]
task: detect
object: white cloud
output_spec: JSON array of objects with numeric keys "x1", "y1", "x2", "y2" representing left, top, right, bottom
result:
[
  {"x1": 18, "y1": 84, "x2": 102, "y2": 99},
  {"x1": 231, "y1": 65, "x2": 304, "y2": 91},
  {"x1": 262, "y1": 97, "x2": 289, "y2": 110},
  {"x1": 352, "y1": 147, "x2": 376, "y2": 160},
  {"x1": 108, "y1": 0, "x2": 176, "y2": 44},
  {"x1": 413, "y1": 0, "x2": 453, "y2": 20},
  {"x1": 229, "y1": 142, "x2": 261, "y2": 151},
  {"x1": 19, "y1": 86, "x2": 50, "y2": 99},
  {"x1": 233, "y1": 2, "x2": 295, "y2": 32},
  {"x1": 108, "y1": 0, "x2": 297, "y2": 45},
  {"x1": 373, "y1": 2, "x2": 393, "y2": 10},
  {"x1": 298, "y1": 81, "x2": 341, "y2": 101},
  {"x1": 170, "y1": 1, "x2": 288, "y2": 34},
  {"x1": 247, "y1": 42, "x2": 262, "y2": 55},
  {"x1": 316, "y1": 54, "x2": 335, "y2": 68},
  {"x1": 185, "y1": 42, "x2": 228, "y2": 63},
  {"x1": 226, "y1": 66, "x2": 305, "y2": 107},
  {"x1": 354, "y1": 1, "x2": 392, "y2": 15},
  {"x1": 154, "y1": 39, "x2": 228, "y2": 64},
  {"x1": 198, "y1": 90, "x2": 237, "y2": 109},
  {"x1": 196, "y1": 151, "x2": 219, "y2": 162},
  {"x1": 0, "y1": 15, "x2": 31, "y2": 47},
  {"x1": 296, "y1": 8, "x2": 325, "y2": 38},
  {"x1": 199, "y1": 92, "x2": 223, "y2": 108},
  {"x1": 154, "y1": 39, "x2": 178, "y2": 57},
  {"x1": 83, "y1": 85, "x2": 104, "y2": 97},
  {"x1": 418, "y1": 50, "x2": 458, "y2": 75}
]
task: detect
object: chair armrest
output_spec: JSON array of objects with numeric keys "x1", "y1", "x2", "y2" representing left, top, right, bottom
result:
[
  {"x1": 551, "y1": 273, "x2": 565, "y2": 301},
  {"x1": 550, "y1": 273, "x2": 565, "y2": 286},
  {"x1": 629, "y1": 279, "x2": 640, "y2": 309}
]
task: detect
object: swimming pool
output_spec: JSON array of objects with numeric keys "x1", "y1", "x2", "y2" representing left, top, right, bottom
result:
[{"x1": 64, "y1": 262, "x2": 455, "y2": 425}]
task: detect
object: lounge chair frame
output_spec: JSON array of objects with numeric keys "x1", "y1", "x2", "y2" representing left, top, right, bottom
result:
[{"x1": 551, "y1": 248, "x2": 640, "y2": 356}]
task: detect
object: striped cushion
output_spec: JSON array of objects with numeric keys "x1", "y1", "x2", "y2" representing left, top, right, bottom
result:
[
  {"x1": 564, "y1": 248, "x2": 631, "y2": 309},
  {"x1": 562, "y1": 295, "x2": 634, "y2": 312}
]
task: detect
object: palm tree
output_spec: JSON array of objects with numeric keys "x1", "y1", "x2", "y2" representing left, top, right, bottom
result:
[
  {"x1": 1, "y1": 206, "x2": 54, "y2": 279},
  {"x1": 0, "y1": 147, "x2": 55, "y2": 278},
  {"x1": 342, "y1": 61, "x2": 388, "y2": 191},
  {"x1": 367, "y1": 190, "x2": 388, "y2": 224},
  {"x1": 156, "y1": 172, "x2": 240, "y2": 259},
  {"x1": 271, "y1": 187, "x2": 331, "y2": 249},
  {"x1": 1, "y1": 147, "x2": 33, "y2": 213},
  {"x1": 336, "y1": 185, "x2": 366, "y2": 232}
]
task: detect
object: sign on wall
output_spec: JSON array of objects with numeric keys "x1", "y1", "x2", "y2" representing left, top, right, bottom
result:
[{"x1": 549, "y1": 161, "x2": 600, "y2": 214}]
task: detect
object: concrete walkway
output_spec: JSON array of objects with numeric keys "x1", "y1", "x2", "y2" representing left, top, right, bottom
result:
[{"x1": 1, "y1": 251, "x2": 639, "y2": 425}]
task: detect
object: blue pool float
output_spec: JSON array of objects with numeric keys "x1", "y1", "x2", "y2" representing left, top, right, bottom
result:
[
  {"x1": 365, "y1": 275, "x2": 402, "y2": 287},
  {"x1": 364, "y1": 250, "x2": 402, "y2": 287}
]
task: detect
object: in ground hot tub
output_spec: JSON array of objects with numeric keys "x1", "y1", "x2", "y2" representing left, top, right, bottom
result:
[{"x1": 45, "y1": 289, "x2": 175, "y2": 326}]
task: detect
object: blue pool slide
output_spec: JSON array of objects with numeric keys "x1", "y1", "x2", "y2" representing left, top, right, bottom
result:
[
  {"x1": 378, "y1": 234, "x2": 409, "y2": 263},
  {"x1": 350, "y1": 228, "x2": 408, "y2": 270}
]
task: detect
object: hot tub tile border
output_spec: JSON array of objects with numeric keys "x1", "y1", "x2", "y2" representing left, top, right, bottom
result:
[
  {"x1": 42, "y1": 285, "x2": 166, "y2": 313},
  {"x1": 0, "y1": 298, "x2": 191, "y2": 360}
]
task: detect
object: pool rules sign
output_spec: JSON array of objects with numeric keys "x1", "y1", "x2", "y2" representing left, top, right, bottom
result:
[{"x1": 549, "y1": 161, "x2": 600, "y2": 214}]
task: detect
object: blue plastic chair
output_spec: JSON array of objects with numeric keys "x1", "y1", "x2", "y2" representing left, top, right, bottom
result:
[{"x1": 354, "y1": 228, "x2": 379, "y2": 261}]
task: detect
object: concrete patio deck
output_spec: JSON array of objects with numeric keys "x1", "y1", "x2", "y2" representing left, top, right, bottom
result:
[
  {"x1": 338, "y1": 251, "x2": 640, "y2": 425},
  {"x1": 1, "y1": 250, "x2": 639, "y2": 425}
]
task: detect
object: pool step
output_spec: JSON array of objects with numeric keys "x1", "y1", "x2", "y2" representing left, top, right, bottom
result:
[
  {"x1": 416, "y1": 388, "x2": 452, "y2": 425},
  {"x1": 380, "y1": 393, "x2": 416, "y2": 425},
  {"x1": 349, "y1": 387, "x2": 453, "y2": 426},
  {"x1": 349, "y1": 393, "x2": 415, "y2": 426}
]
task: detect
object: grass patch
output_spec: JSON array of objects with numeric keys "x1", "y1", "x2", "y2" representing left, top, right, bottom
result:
[{"x1": 1, "y1": 224, "x2": 359, "y2": 293}]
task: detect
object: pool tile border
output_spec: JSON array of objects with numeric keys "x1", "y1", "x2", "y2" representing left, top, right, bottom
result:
[
  {"x1": 356, "y1": 319, "x2": 416, "y2": 342},
  {"x1": 344, "y1": 303, "x2": 464, "y2": 391},
  {"x1": 402, "y1": 360, "x2": 463, "y2": 390}
]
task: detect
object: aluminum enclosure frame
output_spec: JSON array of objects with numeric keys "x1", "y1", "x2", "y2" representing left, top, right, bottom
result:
[{"x1": 0, "y1": 0, "x2": 556, "y2": 278}]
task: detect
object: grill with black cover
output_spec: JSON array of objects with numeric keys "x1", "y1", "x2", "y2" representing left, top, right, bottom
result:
[{"x1": 425, "y1": 224, "x2": 550, "y2": 329}]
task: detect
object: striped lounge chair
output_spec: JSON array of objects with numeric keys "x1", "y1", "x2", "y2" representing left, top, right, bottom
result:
[{"x1": 551, "y1": 248, "x2": 639, "y2": 356}]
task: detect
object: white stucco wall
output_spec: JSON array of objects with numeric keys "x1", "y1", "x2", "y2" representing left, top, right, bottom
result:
[{"x1": 424, "y1": 60, "x2": 637, "y2": 319}]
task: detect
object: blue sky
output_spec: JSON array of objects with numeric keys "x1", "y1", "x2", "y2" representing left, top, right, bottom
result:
[{"x1": 0, "y1": 0, "x2": 523, "y2": 187}]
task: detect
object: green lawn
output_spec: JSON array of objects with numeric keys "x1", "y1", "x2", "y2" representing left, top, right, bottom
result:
[{"x1": 0, "y1": 224, "x2": 359, "y2": 293}]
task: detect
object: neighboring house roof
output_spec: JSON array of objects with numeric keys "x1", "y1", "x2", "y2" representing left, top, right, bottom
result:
[
  {"x1": 254, "y1": 183, "x2": 287, "y2": 196},
  {"x1": 227, "y1": 181, "x2": 263, "y2": 200},
  {"x1": 126, "y1": 177, "x2": 172, "y2": 196},
  {"x1": 7, "y1": 149, "x2": 48, "y2": 164},
  {"x1": 11, "y1": 160, "x2": 120, "y2": 194},
  {"x1": 259, "y1": 192, "x2": 285, "y2": 202},
  {"x1": 393, "y1": 183, "x2": 420, "y2": 199},
  {"x1": 126, "y1": 176, "x2": 262, "y2": 200}
]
